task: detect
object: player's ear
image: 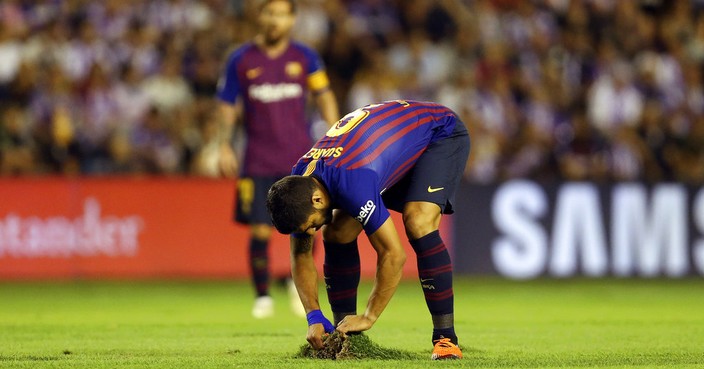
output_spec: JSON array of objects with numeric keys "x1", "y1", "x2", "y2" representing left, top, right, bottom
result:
[{"x1": 311, "y1": 189, "x2": 325, "y2": 209}]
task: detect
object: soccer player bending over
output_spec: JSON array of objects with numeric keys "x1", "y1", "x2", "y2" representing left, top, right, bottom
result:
[{"x1": 266, "y1": 100, "x2": 470, "y2": 360}]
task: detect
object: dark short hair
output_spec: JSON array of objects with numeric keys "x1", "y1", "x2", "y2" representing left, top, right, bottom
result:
[
  {"x1": 259, "y1": 0, "x2": 297, "y2": 14},
  {"x1": 266, "y1": 175, "x2": 316, "y2": 234}
]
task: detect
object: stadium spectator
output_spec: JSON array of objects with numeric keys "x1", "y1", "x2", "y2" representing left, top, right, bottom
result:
[
  {"x1": 76, "y1": 63, "x2": 121, "y2": 173},
  {"x1": 0, "y1": 104, "x2": 35, "y2": 175},
  {"x1": 0, "y1": 23, "x2": 22, "y2": 86},
  {"x1": 554, "y1": 109, "x2": 610, "y2": 182},
  {"x1": 28, "y1": 63, "x2": 80, "y2": 174},
  {"x1": 130, "y1": 106, "x2": 181, "y2": 174},
  {"x1": 111, "y1": 63, "x2": 151, "y2": 134}
]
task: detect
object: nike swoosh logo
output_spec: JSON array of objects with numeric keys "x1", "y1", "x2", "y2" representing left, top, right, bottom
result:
[
  {"x1": 420, "y1": 278, "x2": 434, "y2": 283},
  {"x1": 427, "y1": 186, "x2": 445, "y2": 193}
]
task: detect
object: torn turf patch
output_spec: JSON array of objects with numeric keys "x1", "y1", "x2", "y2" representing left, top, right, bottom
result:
[{"x1": 295, "y1": 332, "x2": 415, "y2": 360}]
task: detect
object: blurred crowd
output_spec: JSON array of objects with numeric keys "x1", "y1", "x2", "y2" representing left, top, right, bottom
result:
[{"x1": 1, "y1": 0, "x2": 703, "y2": 183}]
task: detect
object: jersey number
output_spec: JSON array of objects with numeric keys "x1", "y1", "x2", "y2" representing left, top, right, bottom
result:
[
  {"x1": 325, "y1": 101, "x2": 408, "y2": 138},
  {"x1": 325, "y1": 108, "x2": 371, "y2": 137}
]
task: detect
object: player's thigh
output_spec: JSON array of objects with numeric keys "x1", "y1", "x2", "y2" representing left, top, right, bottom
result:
[
  {"x1": 322, "y1": 209, "x2": 363, "y2": 244},
  {"x1": 384, "y1": 125, "x2": 470, "y2": 216},
  {"x1": 234, "y1": 176, "x2": 280, "y2": 226}
]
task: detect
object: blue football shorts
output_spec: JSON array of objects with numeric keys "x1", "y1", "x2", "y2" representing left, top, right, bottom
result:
[
  {"x1": 382, "y1": 120, "x2": 470, "y2": 215},
  {"x1": 234, "y1": 176, "x2": 282, "y2": 225}
]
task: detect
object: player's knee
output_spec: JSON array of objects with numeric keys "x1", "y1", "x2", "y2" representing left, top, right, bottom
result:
[{"x1": 403, "y1": 204, "x2": 440, "y2": 239}]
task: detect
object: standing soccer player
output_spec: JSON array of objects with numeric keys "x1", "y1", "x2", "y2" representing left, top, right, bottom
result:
[
  {"x1": 267, "y1": 100, "x2": 470, "y2": 359},
  {"x1": 216, "y1": 0, "x2": 339, "y2": 319}
]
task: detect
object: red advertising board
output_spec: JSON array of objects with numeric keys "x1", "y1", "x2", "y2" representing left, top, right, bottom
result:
[{"x1": 0, "y1": 177, "x2": 452, "y2": 280}]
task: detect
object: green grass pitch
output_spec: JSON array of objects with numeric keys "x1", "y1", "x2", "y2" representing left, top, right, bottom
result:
[{"x1": 0, "y1": 278, "x2": 703, "y2": 368}]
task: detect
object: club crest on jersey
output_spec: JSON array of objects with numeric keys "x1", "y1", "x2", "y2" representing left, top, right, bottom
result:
[
  {"x1": 355, "y1": 200, "x2": 376, "y2": 226},
  {"x1": 246, "y1": 67, "x2": 263, "y2": 79},
  {"x1": 285, "y1": 62, "x2": 303, "y2": 78}
]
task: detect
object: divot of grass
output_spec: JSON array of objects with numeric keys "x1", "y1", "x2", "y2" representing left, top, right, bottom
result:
[{"x1": 295, "y1": 332, "x2": 416, "y2": 360}]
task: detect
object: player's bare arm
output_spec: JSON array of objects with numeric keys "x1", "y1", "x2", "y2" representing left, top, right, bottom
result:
[
  {"x1": 336, "y1": 217, "x2": 406, "y2": 333},
  {"x1": 290, "y1": 234, "x2": 327, "y2": 349},
  {"x1": 314, "y1": 89, "x2": 339, "y2": 127},
  {"x1": 291, "y1": 234, "x2": 318, "y2": 311},
  {"x1": 216, "y1": 101, "x2": 242, "y2": 178}
]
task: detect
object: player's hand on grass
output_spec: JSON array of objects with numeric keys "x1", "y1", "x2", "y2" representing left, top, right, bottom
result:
[
  {"x1": 306, "y1": 310, "x2": 335, "y2": 349},
  {"x1": 336, "y1": 315, "x2": 374, "y2": 334},
  {"x1": 306, "y1": 323, "x2": 329, "y2": 350}
]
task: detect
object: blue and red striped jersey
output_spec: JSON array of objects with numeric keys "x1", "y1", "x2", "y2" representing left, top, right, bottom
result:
[{"x1": 291, "y1": 100, "x2": 459, "y2": 234}]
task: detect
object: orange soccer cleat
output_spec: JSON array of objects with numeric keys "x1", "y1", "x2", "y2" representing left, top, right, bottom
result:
[{"x1": 431, "y1": 338, "x2": 463, "y2": 360}]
